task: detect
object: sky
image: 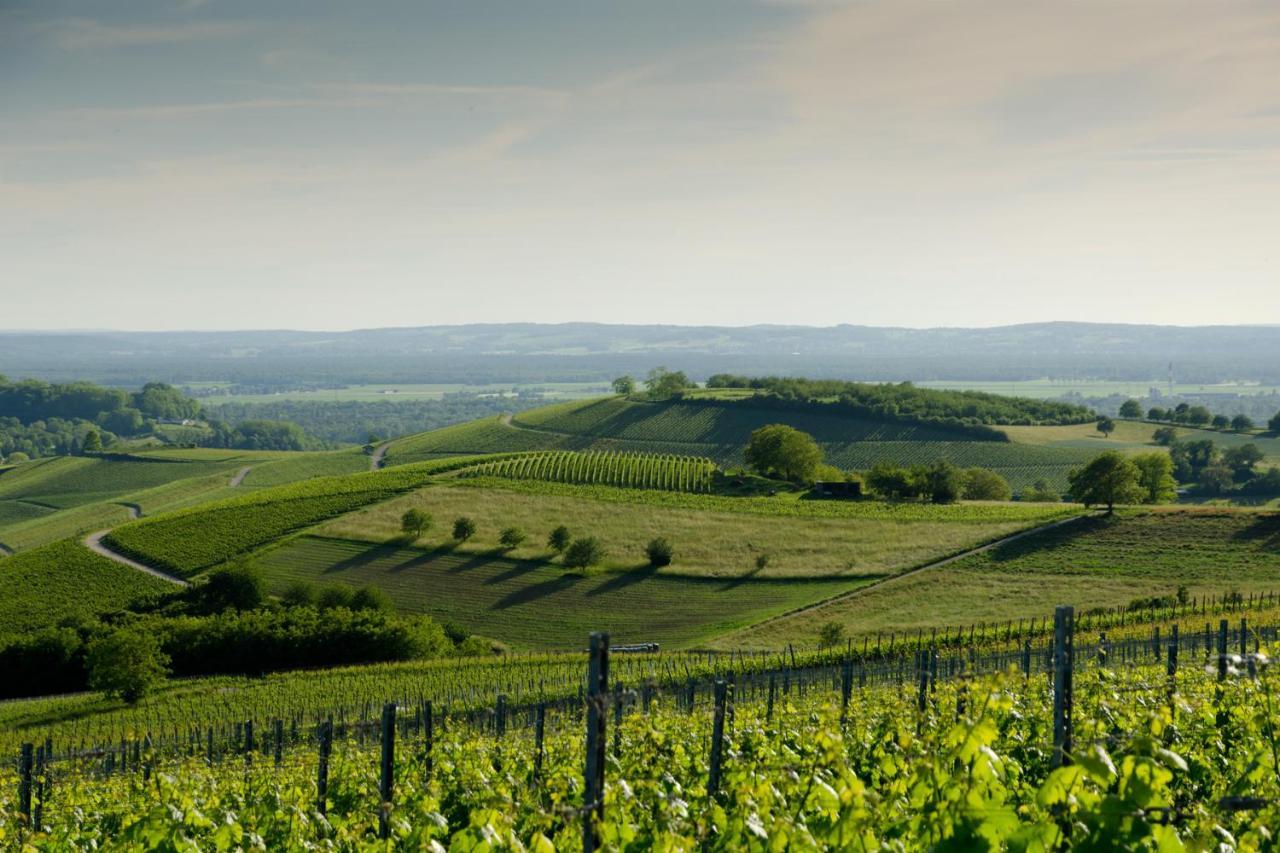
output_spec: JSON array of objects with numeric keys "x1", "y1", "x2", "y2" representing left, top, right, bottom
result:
[{"x1": 3, "y1": 0, "x2": 1279, "y2": 331}]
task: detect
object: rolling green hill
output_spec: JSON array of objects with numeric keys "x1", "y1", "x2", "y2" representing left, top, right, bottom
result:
[{"x1": 385, "y1": 396, "x2": 1100, "y2": 493}]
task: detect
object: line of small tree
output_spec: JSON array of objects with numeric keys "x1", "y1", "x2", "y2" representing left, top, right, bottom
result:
[
  {"x1": 401, "y1": 510, "x2": 673, "y2": 571},
  {"x1": 1119, "y1": 398, "x2": 1280, "y2": 434}
]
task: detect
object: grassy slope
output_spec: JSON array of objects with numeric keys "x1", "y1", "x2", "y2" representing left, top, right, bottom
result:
[
  {"x1": 716, "y1": 509, "x2": 1280, "y2": 649},
  {"x1": 388, "y1": 397, "x2": 1099, "y2": 492},
  {"x1": 1004, "y1": 420, "x2": 1280, "y2": 463},
  {"x1": 316, "y1": 480, "x2": 1074, "y2": 579},
  {"x1": 0, "y1": 540, "x2": 171, "y2": 640},
  {"x1": 256, "y1": 535, "x2": 858, "y2": 649},
  {"x1": 241, "y1": 448, "x2": 372, "y2": 487}
]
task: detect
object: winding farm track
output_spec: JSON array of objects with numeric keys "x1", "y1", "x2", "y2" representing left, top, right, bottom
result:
[
  {"x1": 229, "y1": 465, "x2": 253, "y2": 487},
  {"x1": 730, "y1": 510, "x2": 1099, "y2": 638},
  {"x1": 370, "y1": 442, "x2": 391, "y2": 470},
  {"x1": 84, "y1": 528, "x2": 188, "y2": 587}
]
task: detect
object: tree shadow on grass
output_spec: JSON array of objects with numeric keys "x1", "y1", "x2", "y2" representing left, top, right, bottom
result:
[
  {"x1": 321, "y1": 541, "x2": 407, "y2": 574},
  {"x1": 984, "y1": 515, "x2": 1109, "y2": 564},
  {"x1": 1231, "y1": 513, "x2": 1280, "y2": 549},
  {"x1": 585, "y1": 563, "x2": 662, "y2": 596},
  {"x1": 491, "y1": 573, "x2": 584, "y2": 610}
]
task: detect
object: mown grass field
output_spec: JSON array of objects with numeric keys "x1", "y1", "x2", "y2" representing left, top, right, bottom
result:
[
  {"x1": 255, "y1": 535, "x2": 859, "y2": 649},
  {"x1": 0, "y1": 540, "x2": 171, "y2": 640},
  {"x1": 386, "y1": 397, "x2": 1102, "y2": 493},
  {"x1": 717, "y1": 509, "x2": 1280, "y2": 649},
  {"x1": 317, "y1": 480, "x2": 1075, "y2": 579}
]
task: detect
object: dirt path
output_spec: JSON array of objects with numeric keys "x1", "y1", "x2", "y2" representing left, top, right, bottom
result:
[
  {"x1": 370, "y1": 442, "x2": 391, "y2": 471},
  {"x1": 731, "y1": 510, "x2": 1098, "y2": 637},
  {"x1": 499, "y1": 412, "x2": 514, "y2": 427},
  {"x1": 229, "y1": 465, "x2": 253, "y2": 487},
  {"x1": 84, "y1": 528, "x2": 188, "y2": 587}
]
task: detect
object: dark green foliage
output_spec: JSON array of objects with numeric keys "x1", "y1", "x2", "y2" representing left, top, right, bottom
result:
[
  {"x1": 611, "y1": 376, "x2": 636, "y2": 395},
  {"x1": 1152, "y1": 426, "x2": 1178, "y2": 446},
  {"x1": 1132, "y1": 452, "x2": 1177, "y2": 504},
  {"x1": 452, "y1": 516, "x2": 477, "y2": 541},
  {"x1": 1021, "y1": 479, "x2": 1060, "y2": 502},
  {"x1": 186, "y1": 564, "x2": 265, "y2": 614},
  {"x1": 744, "y1": 424, "x2": 823, "y2": 483},
  {"x1": 1232, "y1": 414, "x2": 1254, "y2": 432},
  {"x1": 350, "y1": 586, "x2": 391, "y2": 611},
  {"x1": 1169, "y1": 439, "x2": 1217, "y2": 482},
  {"x1": 499, "y1": 527, "x2": 526, "y2": 549},
  {"x1": 563, "y1": 536, "x2": 603, "y2": 568},
  {"x1": 1067, "y1": 451, "x2": 1143, "y2": 512},
  {"x1": 86, "y1": 627, "x2": 170, "y2": 703},
  {"x1": 961, "y1": 468, "x2": 1012, "y2": 501},
  {"x1": 401, "y1": 508, "x2": 431, "y2": 539},
  {"x1": 1271, "y1": 411, "x2": 1280, "y2": 433},
  {"x1": 644, "y1": 367, "x2": 693, "y2": 399},
  {"x1": 1095, "y1": 416, "x2": 1115, "y2": 436},
  {"x1": 1118, "y1": 399, "x2": 1143, "y2": 419},
  {"x1": 817, "y1": 621, "x2": 844, "y2": 649},
  {"x1": 924, "y1": 460, "x2": 964, "y2": 504},
  {"x1": 1212, "y1": 414, "x2": 1231, "y2": 430},
  {"x1": 703, "y1": 375, "x2": 1092, "y2": 427},
  {"x1": 279, "y1": 582, "x2": 315, "y2": 608},
  {"x1": 644, "y1": 537, "x2": 673, "y2": 567},
  {"x1": 1223, "y1": 444, "x2": 1265, "y2": 478},
  {"x1": 547, "y1": 525, "x2": 571, "y2": 552},
  {"x1": 203, "y1": 419, "x2": 309, "y2": 451}
]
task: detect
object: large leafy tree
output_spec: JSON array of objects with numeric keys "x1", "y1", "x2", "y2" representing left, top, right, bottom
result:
[
  {"x1": 744, "y1": 424, "x2": 823, "y2": 483},
  {"x1": 1067, "y1": 451, "x2": 1144, "y2": 513},
  {"x1": 1132, "y1": 452, "x2": 1177, "y2": 504}
]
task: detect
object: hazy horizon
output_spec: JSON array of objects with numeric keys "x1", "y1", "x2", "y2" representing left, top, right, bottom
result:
[{"x1": 5, "y1": 1, "x2": 1279, "y2": 331}]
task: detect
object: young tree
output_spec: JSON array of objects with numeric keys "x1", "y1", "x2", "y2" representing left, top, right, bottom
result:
[
  {"x1": 961, "y1": 467, "x2": 1012, "y2": 501},
  {"x1": 611, "y1": 375, "x2": 636, "y2": 395},
  {"x1": 86, "y1": 628, "x2": 169, "y2": 703},
  {"x1": 1132, "y1": 452, "x2": 1178, "y2": 504},
  {"x1": 189, "y1": 563, "x2": 265, "y2": 614},
  {"x1": 563, "y1": 536, "x2": 603, "y2": 568},
  {"x1": 400, "y1": 508, "x2": 431, "y2": 540},
  {"x1": 1119, "y1": 399, "x2": 1143, "y2": 419},
  {"x1": 743, "y1": 424, "x2": 823, "y2": 483},
  {"x1": 1186, "y1": 406, "x2": 1213, "y2": 426},
  {"x1": 644, "y1": 537, "x2": 673, "y2": 567},
  {"x1": 1151, "y1": 426, "x2": 1178, "y2": 446},
  {"x1": 350, "y1": 586, "x2": 391, "y2": 611},
  {"x1": 1096, "y1": 416, "x2": 1116, "y2": 437},
  {"x1": 1067, "y1": 451, "x2": 1143, "y2": 513},
  {"x1": 547, "y1": 525, "x2": 571, "y2": 553},
  {"x1": 818, "y1": 621, "x2": 845, "y2": 650},
  {"x1": 452, "y1": 516, "x2": 477, "y2": 541},
  {"x1": 82, "y1": 430, "x2": 103, "y2": 453},
  {"x1": 499, "y1": 527, "x2": 527, "y2": 549},
  {"x1": 1211, "y1": 414, "x2": 1231, "y2": 430},
  {"x1": 1231, "y1": 414, "x2": 1254, "y2": 432},
  {"x1": 1147, "y1": 407, "x2": 1168, "y2": 422}
]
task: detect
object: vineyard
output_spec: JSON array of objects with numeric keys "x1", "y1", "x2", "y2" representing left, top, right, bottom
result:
[
  {"x1": 8, "y1": 604, "x2": 1280, "y2": 849},
  {"x1": 456, "y1": 450, "x2": 718, "y2": 493}
]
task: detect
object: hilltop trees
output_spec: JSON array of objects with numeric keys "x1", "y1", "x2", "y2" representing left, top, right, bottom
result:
[
  {"x1": 644, "y1": 367, "x2": 693, "y2": 400},
  {"x1": 611, "y1": 376, "x2": 636, "y2": 395},
  {"x1": 744, "y1": 424, "x2": 823, "y2": 483},
  {"x1": 1068, "y1": 451, "x2": 1143, "y2": 513},
  {"x1": 1096, "y1": 417, "x2": 1116, "y2": 437},
  {"x1": 1232, "y1": 414, "x2": 1254, "y2": 432},
  {"x1": 1119, "y1": 399, "x2": 1143, "y2": 419},
  {"x1": 1271, "y1": 411, "x2": 1280, "y2": 434}
]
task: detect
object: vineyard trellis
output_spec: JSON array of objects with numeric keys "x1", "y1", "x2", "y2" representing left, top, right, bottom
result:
[{"x1": 456, "y1": 450, "x2": 718, "y2": 493}]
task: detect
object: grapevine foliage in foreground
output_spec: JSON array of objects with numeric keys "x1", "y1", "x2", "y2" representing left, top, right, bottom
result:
[{"x1": 8, "y1": 650, "x2": 1280, "y2": 848}]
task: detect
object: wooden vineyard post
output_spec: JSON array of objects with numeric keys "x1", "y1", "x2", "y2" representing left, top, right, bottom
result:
[
  {"x1": 583, "y1": 632, "x2": 609, "y2": 853},
  {"x1": 707, "y1": 680, "x2": 728, "y2": 799},
  {"x1": 1240, "y1": 618, "x2": 1248, "y2": 656},
  {"x1": 379, "y1": 702, "x2": 396, "y2": 840},
  {"x1": 1218, "y1": 620, "x2": 1229, "y2": 682},
  {"x1": 533, "y1": 702, "x2": 546, "y2": 783},
  {"x1": 243, "y1": 721, "x2": 254, "y2": 767},
  {"x1": 423, "y1": 701, "x2": 434, "y2": 779},
  {"x1": 18, "y1": 743, "x2": 33, "y2": 831},
  {"x1": 766, "y1": 674, "x2": 776, "y2": 723},
  {"x1": 274, "y1": 719, "x2": 284, "y2": 767},
  {"x1": 34, "y1": 744, "x2": 45, "y2": 829},
  {"x1": 840, "y1": 658, "x2": 853, "y2": 726},
  {"x1": 206, "y1": 727, "x2": 214, "y2": 765},
  {"x1": 1052, "y1": 606, "x2": 1074, "y2": 769},
  {"x1": 1022, "y1": 640, "x2": 1031, "y2": 678},
  {"x1": 495, "y1": 694, "x2": 507, "y2": 738},
  {"x1": 316, "y1": 720, "x2": 333, "y2": 816}
]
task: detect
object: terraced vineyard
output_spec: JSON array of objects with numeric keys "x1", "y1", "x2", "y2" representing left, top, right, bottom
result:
[
  {"x1": 457, "y1": 450, "x2": 717, "y2": 492},
  {"x1": 102, "y1": 465, "x2": 450, "y2": 577},
  {"x1": 0, "y1": 540, "x2": 171, "y2": 640}
]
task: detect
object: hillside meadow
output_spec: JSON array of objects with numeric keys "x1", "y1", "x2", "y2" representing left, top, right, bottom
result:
[
  {"x1": 315, "y1": 480, "x2": 1076, "y2": 579},
  {"x1": 717, "y1": 508, "x2": 1280, "y2": 649}
]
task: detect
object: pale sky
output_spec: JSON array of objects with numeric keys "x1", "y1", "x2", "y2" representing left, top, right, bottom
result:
[{"x1": 3, "y1": 1, "x2": 1279, "y2": 331}]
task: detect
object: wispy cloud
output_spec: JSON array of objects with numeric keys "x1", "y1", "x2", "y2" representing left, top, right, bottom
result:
[{"x1": 47, "y1": 17, "x2": 247, "y2": 49}]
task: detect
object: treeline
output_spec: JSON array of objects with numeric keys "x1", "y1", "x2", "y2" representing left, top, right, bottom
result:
[
  {"x1": 1151, "y1": 432, "x2": 1280, "y2": 497},
  {"x1": 1135, "y1": 400, "x2": 1280, "y2": 435},
  {"x1": 0, "y1": 565, "x2": 487, "y2": 701},
  {"x1": 704, "y1": 375, "x2": 1093, "y2": 428},
  {"x1": 202, "y1": 394, "x2": 551, "y2": 446}
]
